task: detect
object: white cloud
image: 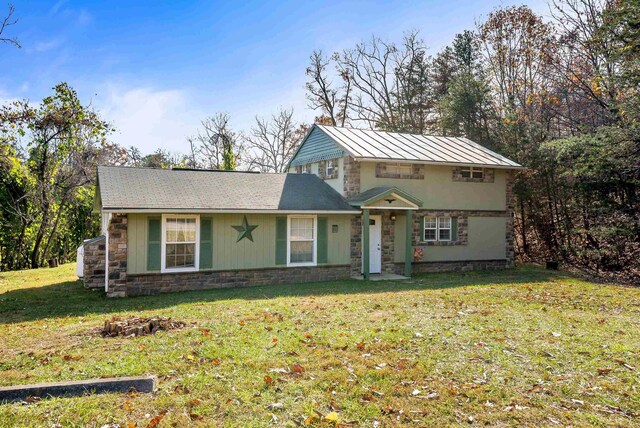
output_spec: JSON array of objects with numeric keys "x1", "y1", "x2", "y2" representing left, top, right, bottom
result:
[
  {"x1": 96, "y1": 85, "x2": 202, "y2": 155},
  {"x1": 33, "y1": 37, "x2": 65, "y2": 52}
]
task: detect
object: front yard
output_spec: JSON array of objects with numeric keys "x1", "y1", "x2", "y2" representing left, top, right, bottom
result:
[{"x1": 0, "y1": 264, "x2": 639, "y2": 427}]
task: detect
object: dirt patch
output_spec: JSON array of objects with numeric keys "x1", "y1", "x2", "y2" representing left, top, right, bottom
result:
[{"x1": 100, "y1": 316, "x2": 186, "y2": 338}]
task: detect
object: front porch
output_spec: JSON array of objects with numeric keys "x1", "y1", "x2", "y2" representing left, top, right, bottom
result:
[{"x1": 348, "y1": 186, "x2": 423, "y2": 280}]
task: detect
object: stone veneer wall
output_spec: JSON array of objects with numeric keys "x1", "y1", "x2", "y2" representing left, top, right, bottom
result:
[
  {"x1": 126, "y1": 264, "x2": 351, "y2": 296},
  {"x1": 394, "y1": 259, "x2": 508, "y2": 275},
  {"x1": 318, "y1": 159, "x2": 339, "y2": 180},
  {"x1": 343, "y1": 156, "x2": 361, "y2": 198},
  {"x1": 83, "y1": 236, "x2": 105, "y2": 289},
  {"x1": 345, "y1": 155, "x2": 362, "y2": 277},
  {"x1": 350, "y1": 216, "x2": 362, "y2": 277},
  {"x1": 107, "y1": 213, "x2": 128, "y2": 298}
]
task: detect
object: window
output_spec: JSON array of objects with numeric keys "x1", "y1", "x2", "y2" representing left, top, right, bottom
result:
[
  {"x1": 304, "y1": 164, "x2": 311, "y2": 174},
  {"x1": 326, "y1": 159, "x2": 338, "y2": 177},
  {"x1": 397, "y1": 164, "x2": 412, "y2": 176},
  {"x1": 388, "y1": 163, "x2": 412, "y2": 176},
  {"x1": 424, "y1": 217, "x2": 437, "y2": 241},
  {"x1": 162, "y1": 215, "x2": 199, "y2": 272},
  {"x1": 423, "y1": 216, "x2": 452, "y2": 242},
  {"x1": 288, "y1": 216, "x2": 316, "y2": 266},
  {"x1": 460, "y1": 167, "x2": 484, "y2": 179},
  {"x1": 438, "y1": 217, "x2": 451, "y2": 241}
]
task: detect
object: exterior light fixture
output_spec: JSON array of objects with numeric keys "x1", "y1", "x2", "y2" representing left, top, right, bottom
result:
[{"x1": 390, "y1": 213, "x2": 397, "y2": 221}]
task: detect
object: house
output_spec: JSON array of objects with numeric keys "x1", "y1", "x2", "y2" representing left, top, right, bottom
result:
[{"x1": 86, "y1": 125, "x2": 522, "y2": 297}]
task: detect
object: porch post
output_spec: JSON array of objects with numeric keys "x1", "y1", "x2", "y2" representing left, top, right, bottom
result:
[
  {"x1": 405, "y1": 210, "x2": 413, "y2": 277},
  {"x1": 362, "y1": 208, "x2": 370, "y2": 280}
]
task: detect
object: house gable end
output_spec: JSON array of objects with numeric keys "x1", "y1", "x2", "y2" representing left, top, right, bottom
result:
[{"x1": 289, "y1": 125, "x2": 347, "y2": 167}]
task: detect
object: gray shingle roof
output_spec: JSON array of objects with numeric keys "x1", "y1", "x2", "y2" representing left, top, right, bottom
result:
[
  {"x1": 97, "y1": 166, "x2": 358, "y2": 213},
  {"x1": 315, "y1": 125, "x2": 522, "y2": 168}
]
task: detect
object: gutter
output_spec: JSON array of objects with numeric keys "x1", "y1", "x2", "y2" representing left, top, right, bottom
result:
[
  {"x1": 354, "y1": 157, "x2": 524, "y2": 170},
  {"x1": 101, "y1": 209, "x2": 361, "y2": 214}
]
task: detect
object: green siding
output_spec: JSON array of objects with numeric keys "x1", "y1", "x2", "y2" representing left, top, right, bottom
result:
[
  {"x1": 147, "y1": 216, "x2": 161, "y2": 271},
  {"x1": 326, "y1": 216, "x2": 351, "y2": 265},
  {"x1": 317, "y1": 217, "x2": 328, "y2": 264},
  {"x1": 199, "y1": 217, "x2": 213, "y2": 269},
  {"x1": 289, "y1": 127, "x2": 345, "y2": 167},
  {"x1": 127, "y1": 213, "x2": 353, "y2": 274}
]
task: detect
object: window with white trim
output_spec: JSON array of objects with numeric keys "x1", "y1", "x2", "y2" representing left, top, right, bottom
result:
[
  {"x1": 162, "y1": 215, "x2": 199, "y2": 272},
  {"x1": 438, "y1": 217, "x2": 451, "y2": 241},
  {"x1": 288, "y1": 216, "x2": 316, "y2": 265},
  {"x1": 423, "y1": 217, "x2": 437, "y2": 241},
  {"x1": 423, "y1": 216, "x2": 452, "y2": 242},
  {"x1": 390, "y1": 163, "x2": 412, "y2": 176},
  {"x1": 304, "y1": 164, "x2": 311, "y2": 174},
  {"x1": 460, "y1": 167, "x2": 484, "y2": 179}
]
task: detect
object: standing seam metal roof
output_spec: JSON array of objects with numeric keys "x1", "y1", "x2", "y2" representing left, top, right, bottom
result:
[{"x1": 314, "y1": 125, "x2": 522, "y2": 168}]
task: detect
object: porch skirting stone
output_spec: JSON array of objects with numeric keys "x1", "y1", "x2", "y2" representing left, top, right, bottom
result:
[
  {"x1": 124, "y1": 264, "x2": 351, "y2": 297},
  {"x1": 394, "y1": 259, "x2": 509, "y2": 274}
]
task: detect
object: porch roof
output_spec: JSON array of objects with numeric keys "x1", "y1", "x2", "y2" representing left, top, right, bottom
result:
[{"x1": 348, "y1": 186, "x2": 423, "y2": 209}]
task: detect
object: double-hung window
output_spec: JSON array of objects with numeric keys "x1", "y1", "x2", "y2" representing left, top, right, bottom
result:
[
  {"x1": 460, "y1": 167, "x2": 484, "y2": 179},
  {"x1": 438, "y1": 217, "x2": 451, "y2": 241},
  {"x1": 423, "y1": 217, "x2": 438, "y2": 241},
  {"x1": 423, "y1": 216, "x2": 452, "y2": 242},
  {"x1": 288, "y1": 216, "x2": 316, "y2": 266},
  {"x1": 162, "y1": 215, "x2": 199, "y2": 272}
]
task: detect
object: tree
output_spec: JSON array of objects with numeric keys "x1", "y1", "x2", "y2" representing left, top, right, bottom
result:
[
  {"x1": 0, "y1": 83, "x2": 111, "y2": 268},
  {"x1": 139, "y1": 149, "x2": 185, "y2": 169},
  {"x1": 0, "y1": 3, "x2": 19, "y2": 48},
  {"x1": 187, "y1": 113, "x2": 242, "y2": 170},
  {"x1": 337, "y1": 31, "x2": 434, "y2": 132},
  {"x1": 245, "y1": 108, "x2": 305, "y2": 172},
  {"x1": 305, "y1": 50, "x2": 351, "y2": 126},
  {"x1": 437, "y1": 30, "x2": 492, "y2": 143}
]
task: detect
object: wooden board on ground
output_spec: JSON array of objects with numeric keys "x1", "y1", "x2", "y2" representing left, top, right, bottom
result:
[{"x1": 0, "y1": 375, "x2": 156, "y2": 403}]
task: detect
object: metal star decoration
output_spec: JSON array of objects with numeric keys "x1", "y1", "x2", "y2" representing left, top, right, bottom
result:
[{"x1": 232, "y1": 215, "x2": 258, "y2": 242}]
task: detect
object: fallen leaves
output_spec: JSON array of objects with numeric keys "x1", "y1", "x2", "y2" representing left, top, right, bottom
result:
[
  {"x1": 62, "y1": 354, "x2": 82, "y2": 361},
  {"x1": 146, "y1": 411, "x2": 167, "y2": 428},
  {"x1": 614, "y1": 359, "x2": 636, "y2": 371},
  {"x1": 291, "y1": 363, "x2": 306, "y2": 374}
]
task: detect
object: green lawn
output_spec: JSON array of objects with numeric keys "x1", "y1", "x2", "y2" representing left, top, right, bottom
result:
[{"x1": 0, "y1": 264, "x2": 639, "y2": 427}]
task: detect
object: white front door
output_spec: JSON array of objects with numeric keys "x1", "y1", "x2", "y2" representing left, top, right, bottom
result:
[{"x1": 368, "y1": 215, "x2": 382, "y2": 274}]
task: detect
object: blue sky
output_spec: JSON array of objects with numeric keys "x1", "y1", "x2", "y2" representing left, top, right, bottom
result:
[{"x1": 2, "y1": 0, "x2": 549, "y2": 154}]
